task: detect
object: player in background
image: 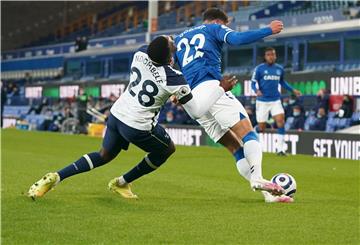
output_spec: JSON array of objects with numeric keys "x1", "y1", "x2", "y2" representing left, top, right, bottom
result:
[
  {"x1": 28, "y1": 36, "x2": 237, "y2": 200},
  {"x1": 251, "y1": 47, "x2": 301, "y2": 156},
  {"x1": 174, "y1": 8, "x2": 291, "y2": 202}
]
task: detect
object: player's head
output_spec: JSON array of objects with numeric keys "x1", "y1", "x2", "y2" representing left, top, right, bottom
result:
[
  {"x1": 264, "y1": 47, "x2": 277, "y2": 64},
  {"x1": 147, "y1": 35, "x2": 174, "y2": 66},
  {"x1": 203, "y1": 8, "x2": 229, "y2": 25}
]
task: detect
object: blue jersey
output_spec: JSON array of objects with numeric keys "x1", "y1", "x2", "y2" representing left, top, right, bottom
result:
[
  {"x1": 251, "y1": 63, "x2": 294, "y2": 102},
  {"x1": 175, "y1": 24, "x2": 273, "y2": 89}
]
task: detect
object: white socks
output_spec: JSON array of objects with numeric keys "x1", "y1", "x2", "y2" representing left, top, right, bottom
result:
[
  {"x1": 278, "y1": 134, "x2": 285, "y2": 152},
  {"x1": 236, "y1": 158, "x2": 251, "y2": 181},
  {"x1": 117, "y1": 176, "x2": 127, "y2": 186},
  {"x1": 243, "y1": 140, "x2": 264, "y2": 181}
]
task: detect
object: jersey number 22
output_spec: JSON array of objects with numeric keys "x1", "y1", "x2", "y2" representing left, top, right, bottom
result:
[{"x1": 177, "y1": 33, "x2": 205, "y2": 67}]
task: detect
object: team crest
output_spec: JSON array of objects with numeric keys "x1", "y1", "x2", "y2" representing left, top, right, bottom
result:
[
  {"x1": 276, "y1": 69, "x2": 281, "y2": 75},
  {"x1": 179, "y1": 86, "x2": 190, "y2": 95}
]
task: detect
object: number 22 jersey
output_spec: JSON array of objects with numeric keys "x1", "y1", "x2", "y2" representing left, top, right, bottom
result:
[
  {"x1": 110, "y1": 46, "x2": 191, "y2": 131},
  {"x1": 174, "y1": 24, "x2": 233, "y2": 89}
]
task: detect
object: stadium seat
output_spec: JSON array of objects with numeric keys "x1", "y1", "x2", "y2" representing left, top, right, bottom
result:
[
  {"x1": 326, "y1": 117, "x2": 339, "y2": 132},
  {"x1": 304, "y1": 115, "x2": 316, "y2": 130},
  {"x1": 3, "y1": 106, "x2": 30, "y2": 118},
  {"x1": 336, "y1": 118, "x2": 351, "y2": 130},
  {"x1": 328, "y1": 112, "x2": 336, "y2": 118},
  {"x1": 25, "y1": 114, "x2": 46, "y2": 129},
  {"x1": 285, "y1": 117, "x2": 294, "y2": 131}
]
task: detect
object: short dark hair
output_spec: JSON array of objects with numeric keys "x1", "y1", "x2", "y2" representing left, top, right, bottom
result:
[
  {"x1": 203, "y1": 8, "x2": 228, "y2": 23},
  {"x1": 147, "y1": 36, "x2": 171, "y2": 65},
  {"x1": 264, "y1": 47, "x2": 276, "y2": 54}
]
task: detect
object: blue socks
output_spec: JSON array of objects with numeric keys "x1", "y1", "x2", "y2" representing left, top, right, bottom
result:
[
  {"x1": 57, "y1": 152, "x2": 108, "y2": 181},
  {"x1": 233, "y1": 147, "x2": 245, "y2": 162},
  {"x1": 242, "y1": 131, "x2": 258, "y2": 143}
]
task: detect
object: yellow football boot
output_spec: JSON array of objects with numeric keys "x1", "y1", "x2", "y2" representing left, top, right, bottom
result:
[
  {"x1": 108, "y1": 178, "x2": 138, "y2": 199},
  {"x1": 27, "y1": 172, "x2": 60, "y2": 200}
]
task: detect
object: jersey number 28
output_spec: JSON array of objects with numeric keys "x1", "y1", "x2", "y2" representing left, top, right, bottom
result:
[
  {"x1": 127, "y1": 67, "x2": 159, "y2": 107},
  {"x1": 177, "y1": 33, "x2": 205, "y2": 67}
]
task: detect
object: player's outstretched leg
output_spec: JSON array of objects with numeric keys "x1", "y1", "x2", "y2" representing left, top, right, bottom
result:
[
  {"x1": 230, "y1": 120, "x2": 285, "y2": 196},
  {"x1": 28, "y1": 118, "x2": 124, "y2": 200},
  {"x1": 27, "y1": 149, "x2": 118, "y2": 199},
  {"x1": 218, "y1": 130, "x2": 290, "y2": 202}
]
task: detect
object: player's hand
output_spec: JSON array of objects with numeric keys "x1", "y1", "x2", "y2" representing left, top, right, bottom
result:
[
  {"x1": 220, "y1": 75, "x2": 238, "y2": 92},
  {"x1": 170, "y1": 95, "x2": 179, "y2": 104},
  {"x1": 256, "y1": 90, "x2": 263, "y2": 97},
  {"x1": 293, "y1": 89, "x2": 302, "y2": 97},
  {"x1": 269, "y1": 20, "x2": 284, "y2": 34}
]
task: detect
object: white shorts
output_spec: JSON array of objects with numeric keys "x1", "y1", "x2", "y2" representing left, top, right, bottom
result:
[
  {"x1": 195, "y1": 90, "x2": 248, "y2": 143},
  {"x1": 255, "y1": 100, "x2": 284, "y2": 123}
]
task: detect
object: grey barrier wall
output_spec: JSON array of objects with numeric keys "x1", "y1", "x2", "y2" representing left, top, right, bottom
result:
[{"x1": 163, "y1": 124, "x2": 360, "y2": 160}]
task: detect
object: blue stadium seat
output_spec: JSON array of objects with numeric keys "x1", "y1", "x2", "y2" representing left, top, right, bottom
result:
[
  {"x1": 3, "y1": 106, "x2": 30, "y2": 118},
  {"x1": 285, "y1": 117, "x2": 294, "y2": 131},
  {"x1": 25, "y1": 114, "x2": 46, "y2": 129},
  {"x1": 336, "y1": 118, "x2": 351, "y2": 130},
  {"x1": 328, "y1": 112, "x2": 336, "y2": 118},
  {"x1": 351, "y1": 111, "x2": 360, "y2": 120},
  {"x1": 304, "y1": 115, "x2": 316, "y2": 130},
  {"x1": 326, "y1": 117, "x2": 339, "y2": 132}
]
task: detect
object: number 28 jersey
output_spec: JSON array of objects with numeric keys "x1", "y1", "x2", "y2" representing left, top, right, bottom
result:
[
  {"x1": 174, "y1": 24, "x2": 233, "y2": 89},
  {"x1": 110, "y1": 46, "x2": 191, "y2": 131}
]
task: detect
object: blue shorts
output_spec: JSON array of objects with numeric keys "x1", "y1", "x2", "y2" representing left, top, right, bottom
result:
[{"x1": 102, "y1": 113, "x2": 172, "y2": 155}]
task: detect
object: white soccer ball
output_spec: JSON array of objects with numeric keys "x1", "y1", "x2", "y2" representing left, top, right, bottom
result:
[{"x1": 271, "y1": 173, "x2": 297, "y2": 197}]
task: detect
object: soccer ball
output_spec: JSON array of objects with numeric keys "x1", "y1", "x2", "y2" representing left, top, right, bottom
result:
[{"x1": 271, "y1": 173, "x2": 297, "y2": 197}]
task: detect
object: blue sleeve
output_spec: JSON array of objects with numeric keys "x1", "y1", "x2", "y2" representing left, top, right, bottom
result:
[
  {"x1": 251, "y1": 66, "x2": 260, "y2": 93},
  {"x1": 279, "y1": 68, "x2": 294, "y2": 92},
  {"x1": 251, "y1": 82, "x2": 258, "y2": 93},
  {"x1": 209, "y1": 24, "x2": 235, "y2": 43},
  {"x1": 225, "y1": 27, "x2": 273, "y2": 46}
]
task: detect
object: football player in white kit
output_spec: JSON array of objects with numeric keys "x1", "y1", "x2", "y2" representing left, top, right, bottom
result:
[{"x1": 28, "y1": 36, "x2": 237, "y2": 200}]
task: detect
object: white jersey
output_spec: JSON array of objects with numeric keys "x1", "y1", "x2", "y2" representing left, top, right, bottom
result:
[{"x1": 111, "y1": 46, "x2": 191, "y2": 131}]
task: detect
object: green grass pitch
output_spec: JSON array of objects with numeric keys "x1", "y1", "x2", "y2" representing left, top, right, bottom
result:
[{"x1": 1, "y1": 129, "x2": 359, "y2": 245}]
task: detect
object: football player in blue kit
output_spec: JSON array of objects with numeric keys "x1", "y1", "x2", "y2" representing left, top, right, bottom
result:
[
  {"x1": 174, "y1": 8, "x2": 292, "y2": 202},
  {"x1": 27, "y1": 36, "x2": 237, "y2": 200},
  {"x1": 251, "y1": 47, "x2": 301, "y2": 156}
]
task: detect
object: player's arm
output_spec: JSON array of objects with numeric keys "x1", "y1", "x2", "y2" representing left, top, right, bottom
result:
[
  {"x1": 217, "y1": 21, "x2": 283, "y2": 46},
  {"x1": 251, "y1": 67, "x2": 262, "y2": 96},
  {"x1": 279, "y1": 69, "x2": 301, "y2": 96}
]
